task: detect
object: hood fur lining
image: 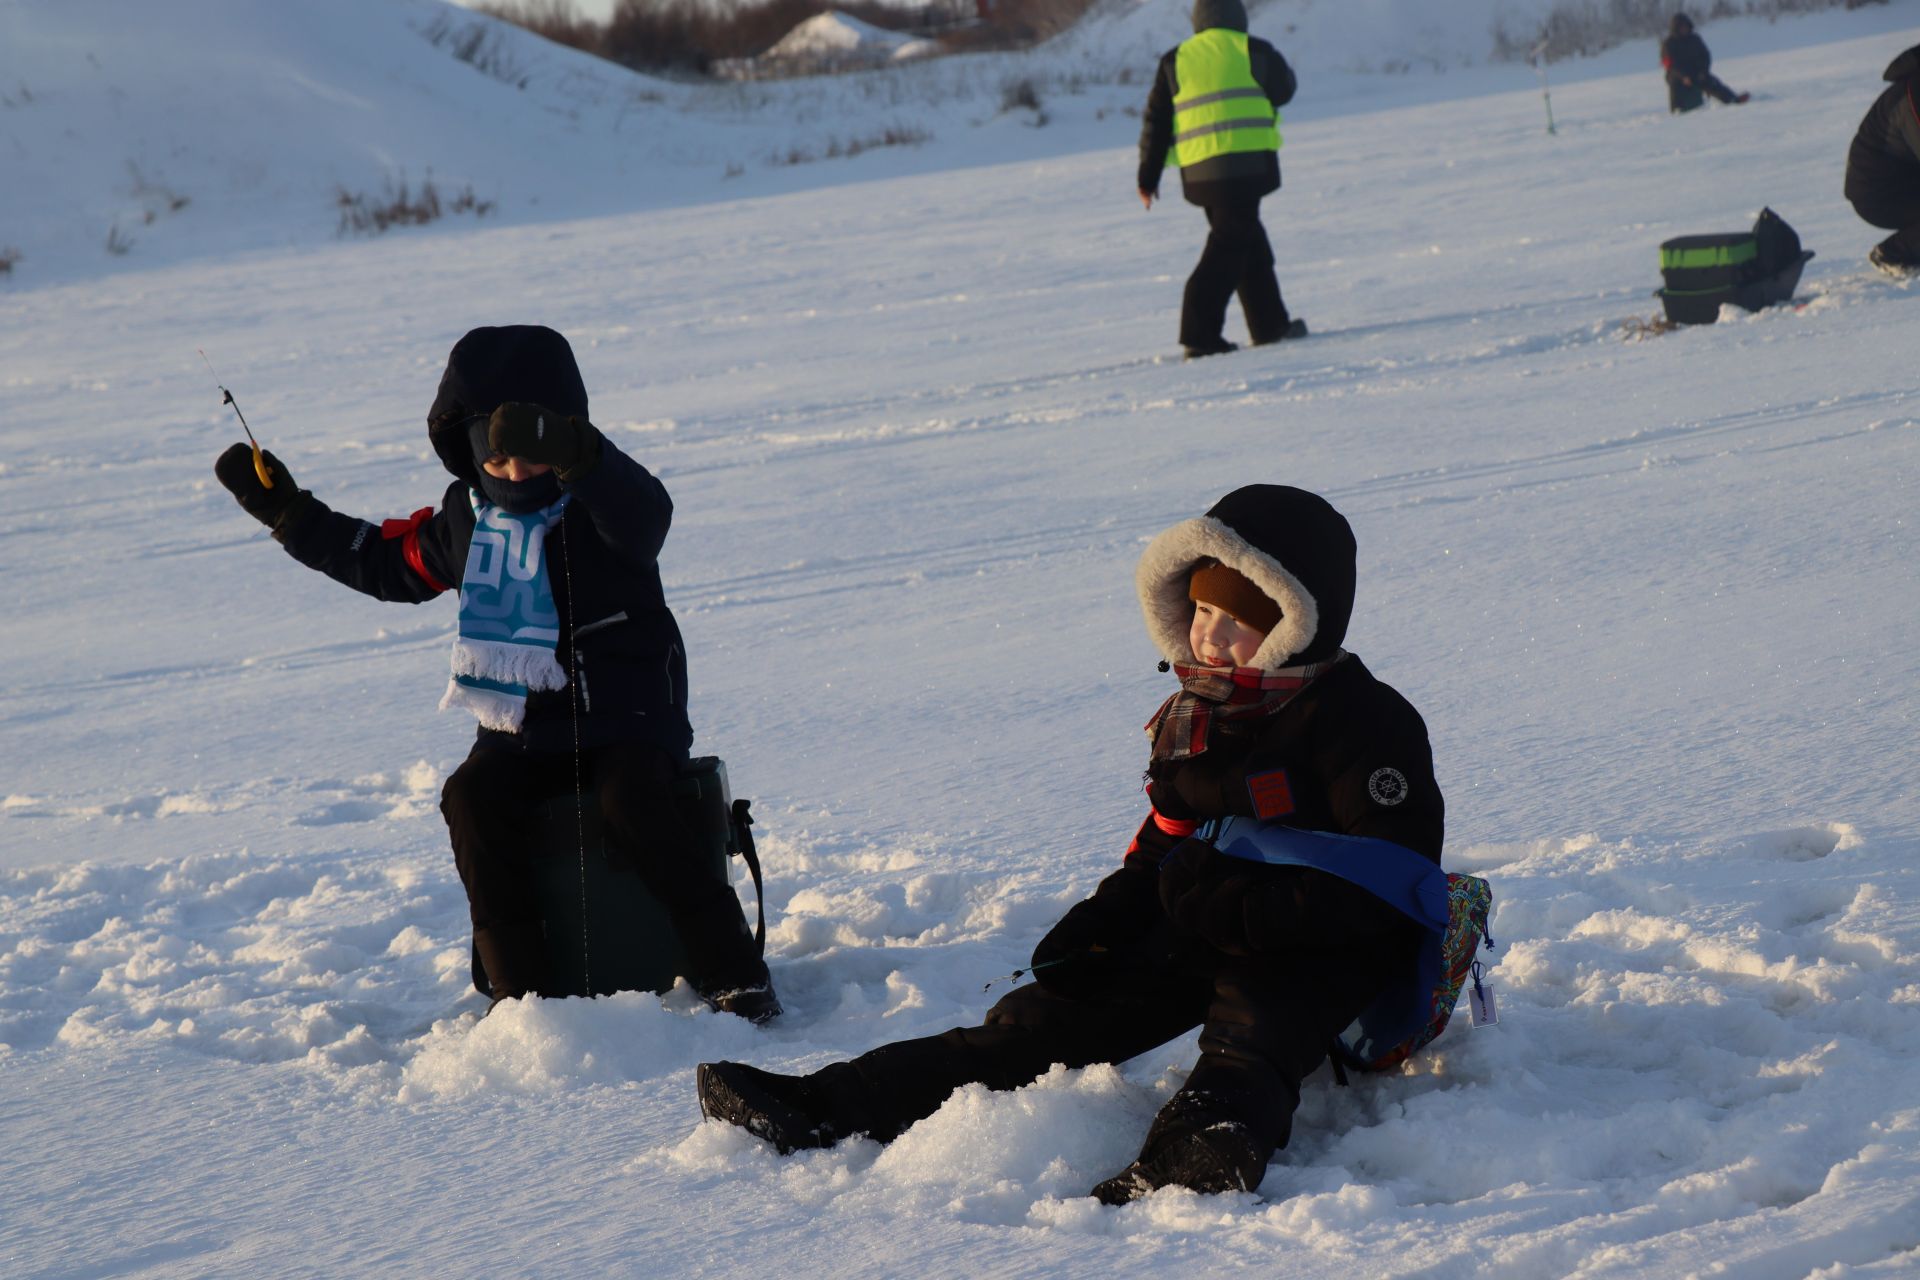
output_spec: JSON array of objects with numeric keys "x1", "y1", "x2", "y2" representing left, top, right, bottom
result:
[{"x1": 1136, "y1": 516, "x2": 1319, "y2": 670}]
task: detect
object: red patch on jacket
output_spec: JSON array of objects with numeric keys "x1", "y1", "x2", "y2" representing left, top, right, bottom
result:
[{"x1": 1246, "y1": 769, "x2": 1295, "y2": 819}]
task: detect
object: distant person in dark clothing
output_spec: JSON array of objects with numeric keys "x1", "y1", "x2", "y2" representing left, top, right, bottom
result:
[
  {"x1": 1662, "y1": 14, "x2": 1748, "y2": 113},
  {"x1": 1845, "y1": 44, "x2": 1920, "y2": 278},
  {"x1": 1137, "y1": 0, "x2": 1305, "y2": 360}
]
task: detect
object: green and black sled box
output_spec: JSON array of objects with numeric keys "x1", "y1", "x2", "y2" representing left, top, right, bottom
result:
[
  {"x1": 470, "y1": 755, "x2": 755, "y2": 999},
  {"x1": 1657, "y1": 207, "x2": 1813, "y2": 325}
]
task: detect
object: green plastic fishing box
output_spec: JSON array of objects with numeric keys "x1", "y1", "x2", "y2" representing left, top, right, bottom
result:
[{"x1": 1657, "y1": 208, "x2": 1813, "y2": 325}]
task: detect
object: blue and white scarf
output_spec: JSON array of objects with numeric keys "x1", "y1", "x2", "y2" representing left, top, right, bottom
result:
[{"x1": 439, "y1": 489, "x2": 572, "y2": 732}]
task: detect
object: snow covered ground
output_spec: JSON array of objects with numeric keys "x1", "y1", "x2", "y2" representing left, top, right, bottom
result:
[{"x1": 4, "y1": 2, "x2": 1920, "y2": 1277}]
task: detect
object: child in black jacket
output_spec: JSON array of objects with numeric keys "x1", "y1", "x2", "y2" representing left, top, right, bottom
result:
[
  {"x1": 214, "y1": 325, "x2": 777, "y2": 1022},
  {"x1": 697, "y1": 485, "x2": 1442, "y2": 1201}
]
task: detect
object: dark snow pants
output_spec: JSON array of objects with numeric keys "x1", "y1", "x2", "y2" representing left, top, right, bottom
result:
[
  {"x1": 1180, "y1": 199, "x2": 1291, "y2": 347},
  {"x1": 439, "y1": 740, "x2": 755, "y2": 996},
  {"x1": 1668, "y1": 74, "x2": 1738, "y2": 112},
  {"x1": 1849, "y1": 190, "x2": 1920, "y2": 263},
  {"x1": 805, "y1": 940, "x2": 1405, "y2": 1163}
]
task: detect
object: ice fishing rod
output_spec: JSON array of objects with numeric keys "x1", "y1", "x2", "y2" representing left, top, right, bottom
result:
[
  {"x1": 199, "y1": 349, "x2": 274, "y2": 488},
  {"x1": 1530, "y1": 38, "x2": 1557, "y2": 136},
  {"x1": 980, "y1": 948, "x2": 1108, "y2": 994}
]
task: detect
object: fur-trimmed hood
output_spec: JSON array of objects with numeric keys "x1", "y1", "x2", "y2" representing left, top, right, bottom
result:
[
  {"x1": 1136, "y1": 485, "x2": 1357, "y2": 671},
  {"x1": 426, "y1": 325, "x2": 590, "y2": 488}
]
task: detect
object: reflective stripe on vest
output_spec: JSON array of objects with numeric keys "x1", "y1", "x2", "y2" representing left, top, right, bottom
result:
[{"x1": 1170, "y1": 29, "x2": 1279, "y2": 170}]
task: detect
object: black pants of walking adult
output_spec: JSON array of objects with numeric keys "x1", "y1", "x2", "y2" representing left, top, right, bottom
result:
[
  {"x1": 440, "y1": 739, "x2": 754, "y2": 996},
  {"x1": 804, "y1": 937, "x2": 1405, "y2": 1168},
  {"x1": 1181, "y1": 199, "x2": 1291, "y2": 348},
  {"x1": 1849, "y1": 190, "x2": 1920, "y2": 262}
]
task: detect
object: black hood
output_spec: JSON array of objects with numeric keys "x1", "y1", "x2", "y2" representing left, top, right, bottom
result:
[
  {"x1": 426, "y1": 325, "x2": 589, "y2": 487},
  {"x1": 1884, "y1": 43, "x2": 1920, "y2": 82},
  {"x1": 1136, "y1": 484, "x2": 1357, "y2": 670},
  {"x1": 1669, "y1": 13, "x2": 1694, "y2": 36},
  {"x1": 1191, "y1": 0, "x2": 1247, "y2": 34}
]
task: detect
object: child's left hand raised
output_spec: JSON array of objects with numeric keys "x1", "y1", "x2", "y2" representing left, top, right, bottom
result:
[{"x1": 488, "y1": 401, "x2": 600, "y2": 478}]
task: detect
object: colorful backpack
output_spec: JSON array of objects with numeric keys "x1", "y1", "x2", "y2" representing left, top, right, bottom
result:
[{"x1": 1200, "y1": 818, "x2": 1497, "y2": 1075}]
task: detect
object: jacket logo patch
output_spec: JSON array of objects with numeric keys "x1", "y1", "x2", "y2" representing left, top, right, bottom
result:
[
  {"x1": 1368, "y1": 767, "x2": 1409, "y2": 806},
  {"x1": 1247, "y1": 769, "x2": 1295, "y2": 819}
]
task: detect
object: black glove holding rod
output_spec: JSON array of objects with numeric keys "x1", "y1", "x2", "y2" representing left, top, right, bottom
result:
[
  {"x1": 1030, "y1": 862, "x2": 1163, "y2": 998},
  {"x1": 215, "y1": 442, "x2": 306, "y2": 531}
]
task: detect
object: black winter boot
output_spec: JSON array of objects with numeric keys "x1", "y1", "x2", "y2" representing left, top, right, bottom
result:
[
  {"x1": 696, "y1": 1062, "x2": 846, "y2": 1152},
  {"x1": 1250, "y1": 318, "x2": 1308, "y2": 346},
  {"x1": 677, "y1": 890, "x2": 782, "y2": 1023},
  {"x1": 700, "y1": 964, "x2": 783, "y2": 1025},
  {"x1": 1090, "y1": 1123, "x2": 1268, "y2": 1203},
  {"x1": 1089, "y1": 1088, "x2": 1272, "y2": 1203},
  {"x1": 1182, "y1": 338, "x2": 1239, "y2": 361},
  {"x1": 1870, "y1": 239, "x2": 1920, "y2": 279}
]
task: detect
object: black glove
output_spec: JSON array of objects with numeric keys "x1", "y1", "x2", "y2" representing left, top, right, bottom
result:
[
  {"x1": 1155, "y1": 837, "x2": 1224, "y2": 912},
  {"x1": 1031, "y1": 899, "x2": 1107, "y2": 985},
  {"x1": 487, "y1": 402, "x2": 602, "y2": 480},
  {"x1": 1157, "y1": 838, "x2": 1261, "y2": 957},
  {"x1": 215, "y1": 443, "x2": 300, "y2": 528},
  {"x1": 1030, "y1": 864, "x2": 1160, "y2": 997}
]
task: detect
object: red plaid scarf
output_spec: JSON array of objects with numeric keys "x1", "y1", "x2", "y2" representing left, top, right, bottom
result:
[{"x1": 1145, "y1": 655, "x2": 1341, "y2": 762}]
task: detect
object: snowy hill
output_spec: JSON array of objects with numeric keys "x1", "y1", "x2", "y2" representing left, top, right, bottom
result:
[
  {"x1": 4, "y1": 1, "x2": 1920, "y2": 1277},
  {"x1": 763, "y1": 10, "x2": 925, "y2": 60},
  {"x1": 6, "y1": 0, "x2": 1913, "y2": 288}
]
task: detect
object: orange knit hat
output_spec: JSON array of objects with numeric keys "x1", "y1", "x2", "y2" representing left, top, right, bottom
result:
[{"x1": 1187, "y1": 558, "x2": 1282, "y2": 634}]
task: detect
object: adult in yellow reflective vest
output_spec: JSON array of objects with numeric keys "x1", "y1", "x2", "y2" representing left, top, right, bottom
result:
[{"x1": 1137, "y1": 0, "x2": 1302, "y2": 359}]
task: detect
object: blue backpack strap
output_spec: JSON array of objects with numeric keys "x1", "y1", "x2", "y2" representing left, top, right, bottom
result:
[
  {"x1": 1205, "y1": 817, "x2": 1451, "y2": 932},
  {"x1": 1201, "y1": 816, "x2": 1493, "y2": 1075}
]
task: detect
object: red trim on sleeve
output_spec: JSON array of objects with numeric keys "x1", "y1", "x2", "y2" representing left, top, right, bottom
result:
[
  {"x1": 1128, "y1": 806, "x2": 1199, "y2": 856},
  {"x1": 381, "y1": 507, "x2": 448, "y2": 594},
  {"x1": 1152, "y1": 810, "x2": 1198, "y2": 838}
]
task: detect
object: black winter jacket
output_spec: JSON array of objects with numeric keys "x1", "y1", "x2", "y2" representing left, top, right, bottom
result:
[
  {"x1": 1071, "y1": 655, "x2": 1442, "y2": 963},
  {"x1": 1845, "y1": 45, "x2": 1920, "y2": 215},
  {"x1": 1137, "y1": 35, "x2": 1297, "y2": 206},
  {"x1": 272, "y1": 437, "x2": 693, "y2": 758},
  {"x1": 1661, "y1": 31, "x2": 1713, "y2": 86}
]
